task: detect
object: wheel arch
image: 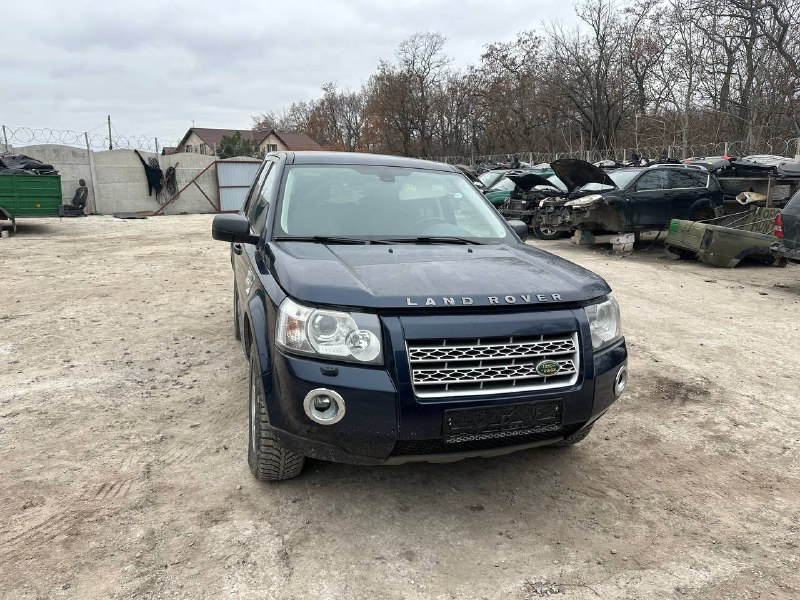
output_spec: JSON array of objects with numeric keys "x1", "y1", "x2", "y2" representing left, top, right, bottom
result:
[{"x1": 245, "y1": 292, "x2": 272, "y2": 375}]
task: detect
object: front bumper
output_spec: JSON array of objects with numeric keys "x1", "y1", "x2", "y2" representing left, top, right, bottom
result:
[{"x1": 263, "y1": 312, "x2": 627, "y2": 465}]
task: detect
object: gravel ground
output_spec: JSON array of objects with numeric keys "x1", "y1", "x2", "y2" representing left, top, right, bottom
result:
[{"x1": 1, "y1": 215, "x2": 798, "y2": 599}]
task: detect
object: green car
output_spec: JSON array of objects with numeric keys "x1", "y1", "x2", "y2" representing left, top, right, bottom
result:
[{"x1": 479, "y1": 169, "x2": 559, "y2": 207}]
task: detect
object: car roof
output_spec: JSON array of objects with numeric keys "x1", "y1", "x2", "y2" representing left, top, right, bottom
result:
[{"x1": 280, "y1": 151, "x2": 457, "y2": 172}]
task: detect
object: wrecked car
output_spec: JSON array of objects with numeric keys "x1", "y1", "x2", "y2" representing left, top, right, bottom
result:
[
  {"x1": 775, "y1": 189, "x2": 800, "y2": 261},
  {"x1": 665, "y1": 207, "x2": 786, "y2": 268},
  {"x1": 533, "y1": 160, "x2": 723, "y2": 235},
  {"x1": 498, "y1": 171, "x2": 569, "y2": 239},
  {"x1": 482, "y1": 168, "x2": 558, "y2": 208}
]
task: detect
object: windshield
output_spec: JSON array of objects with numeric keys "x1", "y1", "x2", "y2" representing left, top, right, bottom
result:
[
  {"x1": 478, "y1": 171, "x2": 504, "y2": 187},
  {"x1": 274, "y1": 165, "x2": 512, "y2": 241},
  {"x1": 488, "y1": 177, "x2": 516, "y2": 192},
  {"x1": 546, "y1": 175, "x2": 567, "y2": 192},
  {"x1": 608, "y1": 169, "x2": 641, "y2": 189}
]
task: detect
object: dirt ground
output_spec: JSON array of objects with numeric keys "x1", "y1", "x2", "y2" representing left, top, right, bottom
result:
[{"x1": 1, "y1": 215, "x2": 799, "y2": 600}]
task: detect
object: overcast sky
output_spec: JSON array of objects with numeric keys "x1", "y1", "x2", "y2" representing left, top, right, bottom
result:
[{"x1": 4, "y1": 0, "x2": 577, "y2": 147}]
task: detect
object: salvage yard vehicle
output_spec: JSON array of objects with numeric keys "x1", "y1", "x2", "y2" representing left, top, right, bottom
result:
[
  {"x1": 775, "y1": 190, "x2": 800, "y2": 261},
  {"x1": 212, "y1": 151, "x2": 629, "y2": 481},
  {"x1": 534, "y1": 160, "x2": 723, "y2": 235},
  {"x1": 498, "y1": 171, "x2": 570, "y2": 239},
  {"x1": 665, "y1": 207, "x2": 786, "y2": 267},
  {"x1": 483, "y1": 168, "x2": 560, "y2": 208}
]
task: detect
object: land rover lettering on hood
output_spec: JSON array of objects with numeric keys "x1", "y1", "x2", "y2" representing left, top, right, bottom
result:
[{"x1": 212, "y1": 151, "x2": 628, "y2": 481}]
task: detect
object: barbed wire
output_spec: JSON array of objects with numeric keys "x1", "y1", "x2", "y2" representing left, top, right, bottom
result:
[
  {"x1": 0, "y1": 124, "x2": 182, "y2": 153},
  {"x1": 432, "y1": 137, "x2": 800, "y2": 167}
]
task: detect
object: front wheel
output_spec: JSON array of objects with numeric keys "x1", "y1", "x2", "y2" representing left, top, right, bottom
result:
[
  {"x1": 248, "y1": 345, "x2": 305, "y2": 481},
  {"x1": 534, "y1": 224, "x2": 562, "y2": 240}
]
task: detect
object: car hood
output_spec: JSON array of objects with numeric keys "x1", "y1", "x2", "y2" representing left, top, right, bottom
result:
[
  {"x1": 506, "y1": 171, "x2": 556, "y2": 191},
  {"x1": 268, "y1": 242, "x2": 610, "y2": 309},
  {"x1": 551, "y1": 159, "x2": 616, "y2": 193}
]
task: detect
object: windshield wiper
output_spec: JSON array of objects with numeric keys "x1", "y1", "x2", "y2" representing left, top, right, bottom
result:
[
  {"x1": 273, "y1": 236, "x2": 374, "y2": 245},
  {"x1": 378, "y1": 236, "x2": 484, "y2": 245}
]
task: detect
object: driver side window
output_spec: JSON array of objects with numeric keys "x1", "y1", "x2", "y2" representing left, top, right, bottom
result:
[{"x1": 242, "y1": 162, "x2": 268, "y2": 219}]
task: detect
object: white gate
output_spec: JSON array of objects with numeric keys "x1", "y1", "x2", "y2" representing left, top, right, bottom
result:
[{"x1": 216, "y1": 160, "x2": 261, "y2": 212}]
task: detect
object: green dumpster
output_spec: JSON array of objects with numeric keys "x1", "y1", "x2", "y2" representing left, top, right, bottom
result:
[{"x1": 0, "y1": 174, "x2": 62, "y2": 230}]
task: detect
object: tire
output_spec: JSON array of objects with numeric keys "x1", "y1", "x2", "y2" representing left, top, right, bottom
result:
[
  {"x1": 534, "y1": 224, "x2": 562, "y2": 240},
  {"x1": 665, "y1": 244, "x2": 696, "y2": 261},
  {"x1": 248, "y1": 345, "x2": 305, "y2": 481},
  {"x1": 689, "y1": 207, "x2": 715, "y2": 222},
  {"x1": 233, "y1": 286, "x2": 241, "y2": 341},
  {"x1": 551, "y1": 423, "x2": 594, "y2": 447}
]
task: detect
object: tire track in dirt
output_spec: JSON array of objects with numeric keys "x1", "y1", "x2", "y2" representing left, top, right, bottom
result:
[
  {"x1": 80, "y1": 478, "x2": 136, "y2": 502},
  {"x1": 153, "y1": 399, "x2": 242, "y2": 469},
  {"x1": 0, "y1": 509, "x2": 91, "y2": 561}
]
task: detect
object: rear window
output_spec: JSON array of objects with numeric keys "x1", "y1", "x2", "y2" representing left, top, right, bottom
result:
[
  {"x1": 669, "y1": 170, "x2": 703, "y2": 189},
  {"x1": 787, "y1": 190, "x2": 800, "y2": 209}
]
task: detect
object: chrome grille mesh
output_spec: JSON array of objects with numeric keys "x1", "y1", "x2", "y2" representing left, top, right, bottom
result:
[{"x1": 407, "y1": 333, "x2": 580, "y2": 398}]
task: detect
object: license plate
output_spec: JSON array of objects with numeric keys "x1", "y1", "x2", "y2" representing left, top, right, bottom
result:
[{"x1": 444, "y1": 400, "x2": 562, "y2": 443}]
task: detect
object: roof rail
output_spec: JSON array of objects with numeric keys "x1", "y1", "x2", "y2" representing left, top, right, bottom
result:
[{"x1": 647, "y1": 163, "x2": 707, "y2": 171}]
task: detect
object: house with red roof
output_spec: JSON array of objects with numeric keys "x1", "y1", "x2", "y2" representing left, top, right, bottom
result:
[{"x1": 176, "y1": 127, "x2": 321, "y2": 156}]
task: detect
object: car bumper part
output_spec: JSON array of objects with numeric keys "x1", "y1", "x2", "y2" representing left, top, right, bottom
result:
[{"x1": 264, "y1": 311, "x2": 627, "y2": 465}]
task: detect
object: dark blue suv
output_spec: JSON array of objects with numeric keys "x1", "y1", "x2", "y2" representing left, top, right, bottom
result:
[{"x1": 212, "y1": 152, "x2": 628, "y2": 481}]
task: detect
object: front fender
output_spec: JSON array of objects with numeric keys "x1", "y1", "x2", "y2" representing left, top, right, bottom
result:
[{"x1": 247, "y1": 291, "x2": 272, "y2": 376}]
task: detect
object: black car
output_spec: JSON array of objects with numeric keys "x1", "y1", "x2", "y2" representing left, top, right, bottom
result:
[
  {"x1": 776, "y1": 189, "x2": 800, "y2": 260},
  {"x1": 535, "y1": 160, "x2": 723, "y2": 234},
  {"x1": 212, "y1": 152, "x2": 628, "y2": 481}
]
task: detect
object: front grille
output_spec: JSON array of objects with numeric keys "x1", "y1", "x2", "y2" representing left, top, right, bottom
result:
[
  {"x1": 407, "y1": 333, "x2": 580, "y2": 398},
  {"x1": 390, "y1": 425, "x2": 581, "y2": 456}
]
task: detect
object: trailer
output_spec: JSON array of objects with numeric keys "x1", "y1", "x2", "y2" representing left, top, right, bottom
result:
[{"x1": 0, "y1": 174, "x2": 62, "y2": 234}]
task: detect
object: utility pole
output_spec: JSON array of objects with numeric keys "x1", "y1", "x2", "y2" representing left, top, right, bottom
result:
[
  {"x1": 2, "y1": 125, "x2": 8, "y2": 152},
  {"x1": 107, "y1": 115, "x2": 113, "y2": 150}
]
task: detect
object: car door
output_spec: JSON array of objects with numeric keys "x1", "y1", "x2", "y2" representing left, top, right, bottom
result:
[
  {"x1": 234, "y1": 160, "x2": 275, "y2": 311},
  {"x1": 780, "y1": 190, "x2": 800, "y2": 252},
  {"x1": 668, "y1": 169, "x2": 704, "y2": 219},
  {"x1": 625, "y1": 169, "x2": 671, "y2": 228}
]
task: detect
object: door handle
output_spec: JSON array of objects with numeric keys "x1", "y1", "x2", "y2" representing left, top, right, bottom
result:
[{"x1": 232, "y1": 243, "x2": 243, "y2": 255}]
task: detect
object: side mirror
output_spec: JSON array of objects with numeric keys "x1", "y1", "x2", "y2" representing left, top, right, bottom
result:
[
  {"x1": 508, "y1": 219, "x2": 529, "y2": 241},
  {"x1": 212, "y1": 214, "x2": 260, "y2": 245}
]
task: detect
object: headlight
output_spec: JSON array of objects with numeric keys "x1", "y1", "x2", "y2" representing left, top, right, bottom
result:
[
  {"x1": 564, "y1": 194, "x2": 603, "y2": 208},
  {"x1": 276, "y1": 298, "x2": 383, "y2": 364},
  {"x1": 584, "y1": 294, "x2": 622, "y2": 350}
]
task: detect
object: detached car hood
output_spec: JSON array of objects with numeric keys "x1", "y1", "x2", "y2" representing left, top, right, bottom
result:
[
  {"x1": 551, "y1": 159, "x2": 616, "y2": 193},
  {"x1": 269, "y1": 242, "x2": 610, "y2": 309}
]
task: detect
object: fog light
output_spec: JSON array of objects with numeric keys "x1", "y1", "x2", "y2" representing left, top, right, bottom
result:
[
  {"x1": 614, "y1": 365, "x2": 628, "y2": 397},
  {"x1": 303, "y1": 388, "x2": 345, "y2": 425}
]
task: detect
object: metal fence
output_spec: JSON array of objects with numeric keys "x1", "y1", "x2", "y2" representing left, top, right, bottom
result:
[{"x1": 430, "y1": 137, "x2": 800, "y2": 167}]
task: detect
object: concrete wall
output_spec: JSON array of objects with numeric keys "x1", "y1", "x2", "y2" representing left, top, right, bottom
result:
[
  {"x1": 7, "y1": 144, "x2": 222, "y2": 215},
  {"x1": 92, "y1": 149, "x2": 218, "y2": 215}
]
